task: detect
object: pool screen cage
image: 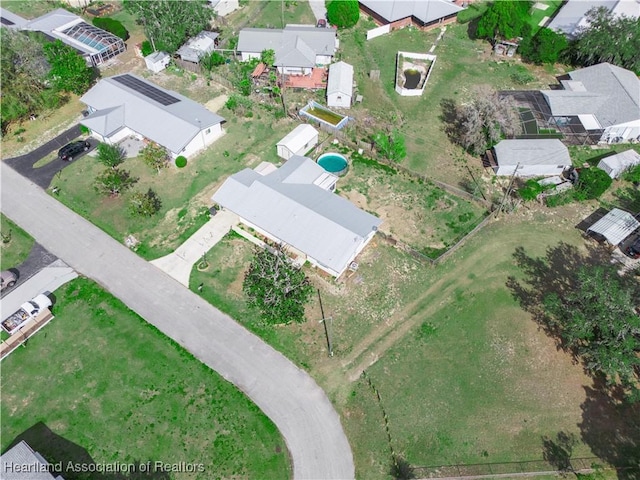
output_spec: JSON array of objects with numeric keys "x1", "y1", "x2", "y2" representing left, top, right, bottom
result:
[{"x1": 62, "y1": 22, "x2": 126, "y2": 66}]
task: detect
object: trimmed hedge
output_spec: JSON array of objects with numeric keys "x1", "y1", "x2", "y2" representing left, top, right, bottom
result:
[
  {"x1": 92, "y1": 17, "x2": 129, "y2": 41},
  {"x1": 175, "y1": 156, "x2": 187, "y2": 168}
]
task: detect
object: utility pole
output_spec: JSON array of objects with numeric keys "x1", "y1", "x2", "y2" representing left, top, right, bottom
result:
[
  {"x1": 317, "y1": 289, "x2": 333, "y2": 357},
  {"x1": 465, "y1": 164, "x2": 487, "y2": 201},
  {"x1": 497, "y1": 163, "x2": 519, "y2": 216}
]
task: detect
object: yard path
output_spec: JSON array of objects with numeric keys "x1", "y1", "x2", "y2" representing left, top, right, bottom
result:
[{"x1": 0, "y1": 162, "x2": 355, "y2": 480}]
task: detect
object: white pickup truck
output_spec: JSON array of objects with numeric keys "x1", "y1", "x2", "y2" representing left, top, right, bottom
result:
[{"x1": 2, "y1": 294, "x2": 52, "y2": 335}]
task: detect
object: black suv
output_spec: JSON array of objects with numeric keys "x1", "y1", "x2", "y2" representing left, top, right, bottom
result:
[{"x1": 58, "y1": 140, "x2": 90, "y2": 161}]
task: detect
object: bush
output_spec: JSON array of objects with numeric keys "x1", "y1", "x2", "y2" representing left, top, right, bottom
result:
[
  {"x1": 79, "y1": 125, "x2": 90, "y2": 135},
  {"x1": 175, "y1": 156, "x2": 187, "y2": 168},
  {"x1": 457, "y1": 2, "x2": 488, "y2": 24},
  {"x1": 140, "y1": 40, "x2": 154, "y2": 57},
  {"x1": 326, "y1": 0, "x2": 359, "y2": 28},
  {"x1": 510, "y1": 66, "x2": 536, "y2": 85},
  {"x1": 576, "y1": 167, "x2": 612, "y2": 199},
  {"x1": 92, "y1": 17, "x2": 129, "y2": 41},
  {"x1": 519, "y1": 179, "x2": 544, "y2": 201},
  {"x1": 129, "y1": 188, "x2": 162, "y2": 217}
]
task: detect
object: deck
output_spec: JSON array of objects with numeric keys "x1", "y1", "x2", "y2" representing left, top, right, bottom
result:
[{"x1": 283, "y1": 68, "x2": 327, "y2": 89}]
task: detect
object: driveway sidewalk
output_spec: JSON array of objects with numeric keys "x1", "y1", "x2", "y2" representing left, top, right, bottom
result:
[{"x1": 151, "y1": 210, "x2": 239, "y2": 286}]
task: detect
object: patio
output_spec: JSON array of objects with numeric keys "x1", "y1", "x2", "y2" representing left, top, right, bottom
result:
[
  {"x1": 282, "y1": 67, "x2": 327, "y2": 89},
  {"x1": 118, "y1": 136, "x2": 145, "y2": 158}
]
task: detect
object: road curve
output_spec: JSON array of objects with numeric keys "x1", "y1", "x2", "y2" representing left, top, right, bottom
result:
[{"x1": 0, "y1": 162, "x2": 355, "y2": 480}]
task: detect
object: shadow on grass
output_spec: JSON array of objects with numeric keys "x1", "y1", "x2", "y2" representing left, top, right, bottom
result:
[
  {"x1": 5, "y1": 422, "x2": 171, "y2": 480},
  {"x1": 390, "y1": 455, "x2": 416, "y2": 480},
  {"x1": 542, "y1": 431, "x2": 578, "y2": 474},
  {"x1": 613, "y1": 186, "x2": 640, "y2": 213}
]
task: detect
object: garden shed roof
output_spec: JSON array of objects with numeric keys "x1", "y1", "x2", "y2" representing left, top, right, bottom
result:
[
  {"x1": 328, "y1": 61, "x2": 354, "y2": 96},
  {"x1": 587, "y1": 208, "x2": 640, "y2": 245}
]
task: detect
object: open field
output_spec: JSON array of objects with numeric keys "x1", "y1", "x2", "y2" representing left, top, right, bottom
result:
[
  {"x1": 0, "y1": 214, "x2": 35, "y2": 270},
  {"x1": 0, "y1": 278, "x2": 290, "y2": 479}
]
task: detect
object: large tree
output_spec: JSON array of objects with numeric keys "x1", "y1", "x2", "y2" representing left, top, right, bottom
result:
[
  {"x1": 440, "y1": 86, "x2": 521, "y2": 154},
  {"x1": 519, "y1": 27, "x2": 568, "y2": 64},
  {"x1": 96, "y1": 143, "x2": 126, "y2": 169},
  {"x1": 326, "y1": 0, "x2": 360, "y2": 29},
  {"x1": 94, "y1": 168, "x2": 138, "y2": 196},
  {"x1": 572, "y1": 6, "x2": 640, "y2": 72},
  {"x1": 243, "y1": 245, "x2": 314, "y2": 325},
  {"x1": 476, "y1": 0, "x2": 532, "y2": 40},
  {"x1": 43, "y1": 40, "x2": 94, "y2": 95},
  {"x1": 123, "y1": 0, "x2": 214, "y2": 53}
]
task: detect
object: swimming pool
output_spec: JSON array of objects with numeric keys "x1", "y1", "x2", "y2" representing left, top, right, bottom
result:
[{"x1": 317, "y1": 153, "x2": 348, "y2": 175}]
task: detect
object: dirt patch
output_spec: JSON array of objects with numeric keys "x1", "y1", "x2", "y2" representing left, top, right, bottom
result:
[{"x1": 205, "y1": 95, "x2": 229, "y2": 113}]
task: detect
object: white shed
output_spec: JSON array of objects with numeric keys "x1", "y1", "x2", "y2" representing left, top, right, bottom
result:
[
  {"x1": 276, "y1": 124, "x2": 319, "y2": 160},
  {"x1": 327, "y1": 61, "x2": 354, "y2": 108},
  {"x1": 587, "y1": 208, "x2": 640, "y2": 245},
  {"x1": 597, "y1": 149, "x2": 640, "y2": 179},
  {"x1": 144, "y1": 51, "x2": 170, "y2": 73},
  {"x1": 177, "y1": 31, "x2": 219, "y2": 63},
  {"x1": 492, "y1": 139, "x2": 572, "y2": 177}
]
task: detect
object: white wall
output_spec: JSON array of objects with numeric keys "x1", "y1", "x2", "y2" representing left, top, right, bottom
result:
[
  {"x1": 496, "y1": 164, "x2": 567, "y2": 177},
  {"x1": 174, "y1": 123, "x2": 224, "y2": 159},
  {"x1": 277, "y1": 66, "x2": 312, "y2": 75},
  {"x1": 327, "y1": 92, "x2": 351, "y2": 108},
  {"x1": 276, "y1": 133, "x2": 318, "y2": 160},
  {"x1": 277, "y1": 145, "x2": 294, "y2": 160},
  {"x1": 602, "y1": 119, "x2": 640, "y2": 144},
  {"x1": 316, "y1": 54, "x2": 333, "y2": 65},
  {"x1": 241, "y1": 52, "x2": 260, "y2": 62},
  {"x1": 367, "y1": 24, "x2": 391, "y2": 40}
]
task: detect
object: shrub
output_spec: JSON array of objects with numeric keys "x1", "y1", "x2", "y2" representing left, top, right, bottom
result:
[
  {"x1": 129, "y1": 188, "x2": 162, "y2": 217},
  {"x1": 140, "y1": 40, "x2": 153, "y2": 57},
  {"x1": 519, "y1": 179, "x2": 545, "y2": 201},
  {"x1": 326, "y1": 0, "x2": 359, "y2": 28},
  {"x1": 175, "y1": 156, "x2": 187, "y2": 168},
  {"x1": 457, "y1": 2, "x2": 488, "y2": 24},
  {"x1": 79, "y1": 125, "x2": 90, "y2": 135},
  {"x1": 510, "y1": 67, "x2": 536, "y2": 85},
  {"x1": 576, "y1": 167, "x2": 612, "y2": 199},
  {"x1": 92, "y1": 17, "x2": 129, "y2": 41}
]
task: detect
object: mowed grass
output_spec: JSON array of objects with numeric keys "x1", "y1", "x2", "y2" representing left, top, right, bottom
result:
[
  {"x1": 0, "y1": 278, "x2": 290, "y2": 479},
  {"x1": 528, "y1": 0, "x2": 564, "y2": 33},
  {"x1": 0, "y1": 214, "x2": 35, "y2": 270}
]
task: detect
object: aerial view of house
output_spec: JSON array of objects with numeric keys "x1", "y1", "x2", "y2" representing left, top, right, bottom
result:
[{"x1": 2, "y1": 0, "x2": 640, "y2": 479}]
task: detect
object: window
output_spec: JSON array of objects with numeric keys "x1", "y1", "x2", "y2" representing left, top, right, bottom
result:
[{"x1": 206, "y1": 128, "x2": 211, "y2": 134}]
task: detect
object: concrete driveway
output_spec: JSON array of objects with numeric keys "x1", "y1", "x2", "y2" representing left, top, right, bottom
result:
[
  {"x1": 151, "y1": 210, "x2": 239, "y2": 286},
  {"x1": 0, "y1": 162, "x2": 355, "y2": 480},
  {"x1": 308, "y1": 0, "x2": 327, "y2": 21}
]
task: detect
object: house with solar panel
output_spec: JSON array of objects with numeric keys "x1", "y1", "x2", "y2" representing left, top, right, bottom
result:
[
  {"x1": 14, "y1": 8, "x2": 125, "y2": 66},
  {"x1": 80, "y1": 74, "x2": 226, "y2": 159}
]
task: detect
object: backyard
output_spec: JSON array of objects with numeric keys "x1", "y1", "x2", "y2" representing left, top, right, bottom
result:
[{"x1": 0, "y1": 278, "x2": 290, "y2": 479}]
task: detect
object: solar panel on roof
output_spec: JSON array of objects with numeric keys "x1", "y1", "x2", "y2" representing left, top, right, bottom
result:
[
  {"x1": 1, "y1": 16, "x2": 15, "y2": 25},
  {"x1": 112, "y1": 74, "x2": 180, "y2": 106}
]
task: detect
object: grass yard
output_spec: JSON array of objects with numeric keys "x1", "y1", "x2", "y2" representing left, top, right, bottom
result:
[
  {"x1": 0, "y1": 278, "x2": 290, "y2": 479},
  {"x1": 569, "y1": 144, "x2": 640, "y2": 167},
  {"x1": 0, "y1": 214, "x2": 35, "y2": 270},
  {"x1": 528, "y1": 0, "x2": 564, "y2": 34},
  {"x1": 336, "y1": 155, "x2": 488, "y2": 257},
  {"x1": 253, "y1": 0, "x2": 316, "y2": 29}
]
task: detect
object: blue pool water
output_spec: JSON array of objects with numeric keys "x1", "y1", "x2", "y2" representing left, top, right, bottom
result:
[{"x1": 317, "y1": 153, "x2": 348, "y2": 175}]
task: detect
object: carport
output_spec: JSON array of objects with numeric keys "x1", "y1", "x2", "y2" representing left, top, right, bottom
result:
[{"x1": 586, "y1": 208, "x2": 640, "y2": 246}]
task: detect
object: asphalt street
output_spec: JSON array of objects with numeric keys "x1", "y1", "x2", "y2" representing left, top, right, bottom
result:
[{"x1": 0, "y1": 162, "x2": 355, "y2": 480}]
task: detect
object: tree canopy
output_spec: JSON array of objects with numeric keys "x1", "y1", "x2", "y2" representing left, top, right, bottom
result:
[
  {"x1": 243, "y1": 245, "x2": 314, "y2": 325},
  {"x1": 475, "y1": 0, "x2": 532, "y2": 40},
  {"x1": 572, "y1": 6, "x2": 640, "y2": 73},
  {"x1": 373, "y1": 129, "x2": 407, "y2": 163},
  {"x1": 326, "y1": 0, "x2": 360, "y2": 29},
  {"x1": 43, "y1": 40, "x2": 94, "y2": 95},
  {"x1": 96, "y1": 143, "x2": 126, "y2": 169},
  {"x1": 123, "y1": 0, "x2": 214, "y2": 53},
  {"x1": 519, "y1": 27, "x2": 568, "y2": 64}
]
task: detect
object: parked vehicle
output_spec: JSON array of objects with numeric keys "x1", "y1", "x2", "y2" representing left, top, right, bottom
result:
[
  {"x1": 0, "y1": 270, "x2": 17, "y2": 292},
  {"x1": 316, "y1": 18, "x2": 327, "y2": 28},
  {"x1": 625, "y1": 238, "x2": 640, "y2": 258},
  {"x1": 58, "y1": 140, "x2": 90, "y2": 161},
  {"x1": 2, "y1": 294, "x2": 52, "y2": 335}
]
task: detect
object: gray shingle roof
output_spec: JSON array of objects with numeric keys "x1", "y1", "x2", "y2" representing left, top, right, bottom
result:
[
  {"x1": 359, "y1": 0, "x2": 464, "y2": 24},
  {"x1": 1, "y1": 441, "x2": 63, "y2": 480},
  {"x1": 541, "y1": 63, "x2": 640, "y2": 128},
  {"x1": 327, "y1": 61, "x2": 354, "y2": 97},
  {"x1": 547, "y1": 0, "x2": 616, "y2": 36},
  {"x1": 238, "y1": 24, "x2": 336, "y2": 68},
  {"x1": 80, "y1": 74, "x2": 224, "y2": 154},
  {"x1": 493, "y1": 139, "x2": 571, "y2": 167},
  {"x1": 212, "y1": 156, "x2": 381, "y2": 274},
  {"x1": 0, "y1": 7, "x2": 27, "y2": 28}
]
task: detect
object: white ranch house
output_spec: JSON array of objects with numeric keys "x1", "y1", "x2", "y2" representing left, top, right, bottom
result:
[
  {"x1": 80, "y1": 74, "x2": 225, "y2": 159},
  {"x1": 276, "y1": 124, "x2": 319, "y2": 160}
]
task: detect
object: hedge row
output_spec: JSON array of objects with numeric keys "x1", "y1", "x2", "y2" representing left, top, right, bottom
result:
[{"x1": 92, "y1": 17, "x2": 129, "y2": 41}]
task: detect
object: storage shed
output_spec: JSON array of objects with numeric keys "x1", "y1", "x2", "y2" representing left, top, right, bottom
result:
[
  {"x1": 177, "y1": 31, "x2": 219, "y2": 63},
  {"x1": 327, "y1": 61, "x2": 354, "y2": 108},
  {"x1": 587, "y1": 208, "x2": 640, "y2": 245},
  {"x1": 144, "y1": 51, "x2": 170, "y2": 73},
  {"x1": 491, "y1": 139, "x2": 572, "y2": 176},
  {"x1": 597, "y1": 149, "x2": 640, "y2": 179},
  {"x1": 276, "y1": 124, "x2": 319, "y2": 160}
]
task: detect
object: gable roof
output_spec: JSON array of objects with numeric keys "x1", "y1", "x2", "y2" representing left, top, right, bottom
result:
[
  {"x1": 493, "y1": 139, "x2": 571, "y2": 167},
  {"x1": 328, "y1": 61, "x2": 354, "y2": 97},
  {"x1": 541, "y1": 63, "x2": 640, "y2": 128},
  {"x1": 1, "y1": 441, "x2": 63, "y2": 480},
  {"x1": 176, "y1": 31, "x2": 219, "y2": 62},
  {"x1": 597, "y1": 149, "x2": 640, "y2": 178},
  {"x1": 80, "y1": 74, "x2": 224, "y2": 154},
  {"x1": 0, "y1": 7, "x2": 27, "y2": 28},
  {"x1": 212, "y1": 156, "x2": 381, "y2": 274},
  {"x1": 587, "y1": 208, "x2": 640, "y2": 245},
  {"x1": 277, "y1": 124, "x2": 319, "y2": 153},
  {"x1": 548, "y1": 0, "x2": 639, "y2": 37},
  {"x1": 238, "y1": 24, "x2": 336, "y2": 67},
  {"x1": 359, "y1": 0, "x2": 464, "y2": 25}
]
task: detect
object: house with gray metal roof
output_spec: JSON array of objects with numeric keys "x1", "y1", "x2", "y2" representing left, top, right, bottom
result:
[
  {"x1": 80, "y1": 74, "x2": 225, "y2": 158},
  {"x1": 359, "y1": 0, "x2": 464, "y2": 30},
  {"x1": 238, "y1": 25, "x2": 337, "y2": 75},
  {"x1": 1, "y1": 440, "x2": 65, "y2": 480},
  {"x1": 212, "y1": 156, "x2": 381, "y2": 277},
  {"x1": 177, "y1": 31, "x2": 219, "y2": 64},
  {"x1": 547, "y1": 0, "x2": 639, "y2": 37},
  {"x1": 490, "y1": 139, "x2": 572, "y2": 176},
  {"x1": 18, "y1": 8, "x2": 125, "y2": 66},
  {"x1": 540, "y1": 63, "x2": 640, "y2": 144},
  {"x1": 327, "y1": 62, "x2": 354, "y2": 108}
]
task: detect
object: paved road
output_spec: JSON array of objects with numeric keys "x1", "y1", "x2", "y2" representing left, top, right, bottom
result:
[
  {"x1": 0, "y1": 243, "x2": 58, "y2": 299},
  {"x1": 0, "y1": 163, "x2": 355, "y2": 480},
  {"x1": 4, "y1": 125, "x2": 96, "y2": 189}
]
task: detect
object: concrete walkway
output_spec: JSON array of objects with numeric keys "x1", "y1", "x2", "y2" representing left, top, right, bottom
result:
[
  {"x1": 151, "y1": 210, "x2": 239, "y2": 286},
  {"x1": 0, "y1": 162, "x2": 355, "y2": 480},
  {"x1": 308, "y1": 0, "x2": 327, "y2": 21}
]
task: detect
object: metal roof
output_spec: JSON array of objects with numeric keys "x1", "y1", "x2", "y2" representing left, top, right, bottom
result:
[
  {"x1": 80, "y1": 74, "x2": 225, "y2": 154},
  {"x1": 277, "y1": 124, "x2": 319, "y2": 154},
  {"x1": 547, "y1": 0, "x2": 616, "y2": 36},
  {"x1": 0, "y1": 7, "x2": 27, "y2": 28},
  {"x1": 493, "y1": 139, "x2": 571, "y2": 167},
  {"x1": 359, "y1": 0, "x2": 464, "y2": 24},
  {"x1": 541, "y1": 63, "x2": 640, "y2": 128},
  {"x1": 597, "y1": 149, "x2": 640, "y2": 178},
  {"x1": 327, "y1": 61, "x2": 354, "y2": 97},
  {"x1": 176, "y1": 31, "x2": 219, "y2": 63},
  {"x1": 587, "y1": 208, "x2": 640, "y2": 245},
  {"x1": 212, "y1": 156, "x2": 381, "y2": 274}
]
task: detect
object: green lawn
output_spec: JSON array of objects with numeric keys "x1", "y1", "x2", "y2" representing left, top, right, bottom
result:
[
  {"x1": 253, "y1": 0, "x2": 316, "y2": 29},
  {"x1": 528, "y1": 0, "x2": 564, "y2": 34},
  {"x1": 0, "y1": 278, "x2": 290, "y2": 479},
  {"x1": 569, "y1": 144, "x2": 640, "y2": 167},
  {"x1": 0, "y1": 214, "x2": 35, "y2": 270}
]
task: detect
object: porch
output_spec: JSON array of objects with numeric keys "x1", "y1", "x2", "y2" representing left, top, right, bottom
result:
[{"x1": 283, "y1": 68, "x2": 328, "y2": 90}]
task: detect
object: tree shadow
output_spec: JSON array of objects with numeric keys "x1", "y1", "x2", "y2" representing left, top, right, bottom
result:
[
  {"x1": 612, "y1": 186, "x2": 640, "y2": 213},
  {"x1": 6, "y1": 422, "x2": 171, "y2": 480},
  {"x1": 578, "y1": 378, "x2": 640, "y2": 480},
  {"x1": 542, "y1": 431, "x2": 578, "y2": 474},
  {"x1": 439, "y1": 98, "x2": 463, "y2": 148},
  {"x1": 390, "y1": 455, "x2": 416, "y2": 480}
]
